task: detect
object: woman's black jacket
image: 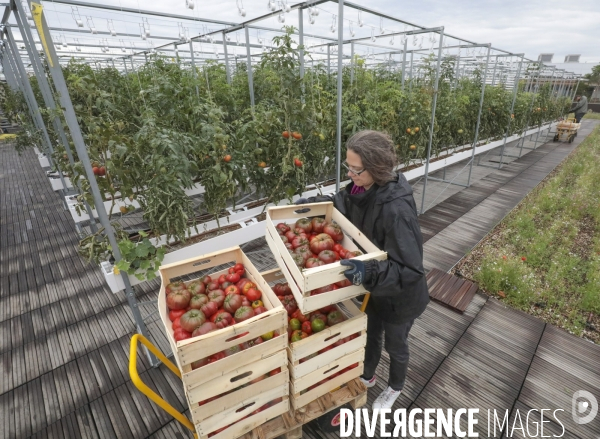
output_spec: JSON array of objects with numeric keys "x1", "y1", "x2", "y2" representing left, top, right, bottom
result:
[{"x1": 328, "y1": 173, "x2": 429, "y2": 323}]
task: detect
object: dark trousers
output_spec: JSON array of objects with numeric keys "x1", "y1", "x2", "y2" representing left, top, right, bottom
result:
[
  {"x1": 363, "y1": 314, "x2": 414, "y2": 391},
  {"x1": 575, "y1": 113, "x2": 584, "y2": 123}
]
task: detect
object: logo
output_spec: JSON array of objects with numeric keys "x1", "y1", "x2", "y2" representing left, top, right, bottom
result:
[{"x1": 572, "y1": 390, "x2": 598, "y2": 425}]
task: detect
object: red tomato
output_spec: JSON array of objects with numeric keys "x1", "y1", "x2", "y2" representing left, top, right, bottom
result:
[
  {"x1": 291, "y1": 309, "x2": 309, "y2": 323},
  {"x1": 333, "y1": 243, "x2": 344, "y2": 254},
  {"x1": 245, "y1": 288, "x2": 262, "y2": 302},
  {"x1": 318, "y1": 250, "x2": 337, "y2": 264},
  {"x1": 224, "y1": 285, "x2": 240, "y2": 295},
  {"x1": 169, "y1": 309, "x2": 186, "y2": 322},
  {"x1": 302, "y1": 320, "x2": 313, "y2": 335},
  {"x1": 225, "y1": 272, "x2": 241, "y2": 283},
  {"x1": 233, "y1": 263, "x2": 244, "y2": 271},
  {"x1": 241, "y1": 281, "x2": 256, "y2": 295},
  {"x1": 172, "y1": 317, "x2": 182, "y2": 330},
  {"x1": 173, "y1": 328, "x2": 192, "y2": 341}
]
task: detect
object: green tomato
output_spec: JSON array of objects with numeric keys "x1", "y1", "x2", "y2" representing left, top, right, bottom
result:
[
  {"x1": 289, "y1": 318, "x2": 301, "y2": 331},
  {"x1": 311, "y1": 318, "x2": 326, "y2": 333}
]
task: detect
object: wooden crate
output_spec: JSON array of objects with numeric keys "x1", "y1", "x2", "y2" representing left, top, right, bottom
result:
[
  {"x1": 265, "y1": 202, "x2": 386, "y2": 314},
  {"x1": 262, "y1": 268, "x2": 367, "y2": 411},
  {"x1": 240, "y1": 378, "x2": 368, "y2": 439},
  {"x1": 288, "y1": 299, "x2": 366, "y2": 410},
  {"x1": 157, "y1": 246, "x2": 289, "y2": 439}
]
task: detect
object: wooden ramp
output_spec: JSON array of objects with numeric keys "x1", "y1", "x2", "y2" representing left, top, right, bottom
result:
[{"x1": 426, "y1": 268, "x2": 479, "y2": 313}]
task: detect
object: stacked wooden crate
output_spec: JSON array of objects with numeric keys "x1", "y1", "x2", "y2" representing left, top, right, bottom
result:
[
  {"x1": 264, "y1": 202, "x2": 386, "y2": 409},
  {"x1": 158, "y1": 247, "x2": 289, "y2": 439}
]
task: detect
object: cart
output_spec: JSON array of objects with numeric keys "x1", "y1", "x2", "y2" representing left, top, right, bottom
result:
[
  {"x1": 553, "y1": 117, "x2": 580, "y2": 143},
  {"x1": 129, "y1": 333, "x2": 368, "y2": 439},
  {"x1": 129, "y1": 280, "x2": 372, "y2": 439}
]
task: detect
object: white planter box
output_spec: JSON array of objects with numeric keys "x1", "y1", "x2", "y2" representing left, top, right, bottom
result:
[
  {"x1": 49, "y1": 176, "x2": 72, "y2": 191},
  {"x1": 100, "y1": 261, "x2": 125, "y2": 293},
  {"x1": 402, "y1": 123, "x2": 555, "y2": 182},
  {"x1": 38, "y1": 153, "x2": 50, "y2": 168}
]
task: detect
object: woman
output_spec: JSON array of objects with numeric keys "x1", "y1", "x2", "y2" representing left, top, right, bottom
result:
[{"x1": 297, "y1": 130, "x2": 429, "y2": 410}]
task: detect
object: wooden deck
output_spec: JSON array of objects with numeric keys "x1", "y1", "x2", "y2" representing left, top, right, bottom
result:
[
  {"x1": 426, "y1": 268, "x2": 479, "y2": 312},
  {"x1": 0, "y1": 120, "x2": 599, "y2": 439}
]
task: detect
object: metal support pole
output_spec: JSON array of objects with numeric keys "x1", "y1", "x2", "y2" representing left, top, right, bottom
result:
[
  {"x1": 29, "y1": 1, "x2": 158, "y2": 367},
  {"x1": 494, "y1": 57, "x2": 523, "y2": 168},
  {"x1": 327, "y1": 45, "x2": 331, "y2": 79},
  {"x1": 122, "y1": 58, "x2": 128, "y2": 74},
  {"x1": 4, "y1": 44, "x2": 33, "y2": 119},
  {"x1": 15, "y1": 1, "x2": 98, "y2": 229},
  {"x1": 401, "y1": 38, "x2": 407, "y2": 90},
  {"x1": 1, "y1": 53, "x2": 19, "y2": 91},
  {"x1": 189, "y1": 41, "x2": 199, "y2": 98},
  {"x1": 4, "y1": 29, "x2": 69, "y2": 209},
  {"x1": 491, "y1": 55, "x2": 498, "y2": 86},
  {"x1": 466, "y1": 45, "x2": 490, "y2": 186},
  {"x1": 144, "y1": 52, "x2": 148, "y2": 63},
  {"x1": 350, "y1": 41, "x2": 354, "y2": 85},
  {"x1": 298, "y1": 8, "x2": 304, "y2": 79},
  {"x1": 517, "y1": 63, "x2": 541, "y2": 157},
  {"x1": 532, "y1": 67, "x2": 555, "y2": 146},
  {"x1": 244, "y1": 25, "x2": 255, "y2": 108},
  {"x1": 551, "y1": 70, "x2": 562, "y2": 97},
  {"x1": 4, "y1": 28, "x2": 55, "y2": 162},
  {"x1": 454, "y1": 50, "x2": 461, "y2": 88},
  {"x1": 222, "y1": 31, "x2": 231, "y2": 84},
  {"x1": 557, "y1": 74, "x2": 565, "y2": 97},
  {"x1": 335, "y1": 0, "x2": 344, "y2": 192},
  {"x1": 130, "y1": 56, "x2": 134, "y2": 71},
  {"x1": 569, "y1": 78, "x2": 580, "y2": 117},
  {"x1": 419, "y1": 29, "x2": 444, "y2": 215},
  {"x1": 409, "y1": 51, "x2": 414, "y2": 92}
]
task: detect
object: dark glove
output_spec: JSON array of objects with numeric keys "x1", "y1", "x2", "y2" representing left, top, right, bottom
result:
[
  {"x1": 340, "y1": 259, "x2": 366, "y2": 286},
  {"x1": 294, "y1": 197, "x2": 313, "y2": 213}
]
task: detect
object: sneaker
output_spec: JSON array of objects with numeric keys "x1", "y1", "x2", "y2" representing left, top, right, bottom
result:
[
  {"x1": 359, "y1": 375, "x2": 377, "y2": 388},
  {"x1": 372, "y1": 386, "x2": 402, "y2": 410}
]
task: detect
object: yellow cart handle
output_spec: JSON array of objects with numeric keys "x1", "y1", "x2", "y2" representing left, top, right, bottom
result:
[
  {"x1": 360, "y1": 293, "x2": 370, "y2": 313},
  {"x1": 129, "y1": 334, "x2": 198, "y2": 438}
]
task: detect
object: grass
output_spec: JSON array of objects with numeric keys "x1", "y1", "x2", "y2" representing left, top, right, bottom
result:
[{"x1": 454, "y1": 122, "x2": 600, "y2": 343}]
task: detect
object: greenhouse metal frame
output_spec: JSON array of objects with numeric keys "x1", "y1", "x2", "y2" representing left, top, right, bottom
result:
[{"x1": 0, "y1": 0, "x2": 582, "y2": 366}]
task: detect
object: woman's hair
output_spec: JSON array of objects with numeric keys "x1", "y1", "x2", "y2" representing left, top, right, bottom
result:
[{"x1": 346, "y1": 130, "x2": 398, "y2": 186}]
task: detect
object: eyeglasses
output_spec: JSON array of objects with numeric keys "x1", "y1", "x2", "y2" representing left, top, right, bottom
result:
[{"x1": 342, "y1": 161, "x2": 366, "y2": 176}]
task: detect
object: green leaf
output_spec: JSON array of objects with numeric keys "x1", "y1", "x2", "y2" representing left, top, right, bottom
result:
[
  {"x1": 116, "y1": 260, "x2": 130, "y2": 271},
  {"x1": 135, "y1": 245, "x2": 150, "y2": 258}
]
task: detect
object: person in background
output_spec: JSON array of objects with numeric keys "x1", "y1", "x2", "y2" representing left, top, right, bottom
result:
[
  {"x1": 295, "y1": 130, "x2": 429, "y2": 410},
  {"x1": 572, "y1": 95, "x2": 588, "y2": 123}
]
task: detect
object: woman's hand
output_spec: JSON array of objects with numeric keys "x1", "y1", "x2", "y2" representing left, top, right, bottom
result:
[
  {"x1": 340, "y1": 259, "x2": 366, "y2": 286},
  {"x1": 294, "y1": 197, "x2": 311, "y2": 213}
]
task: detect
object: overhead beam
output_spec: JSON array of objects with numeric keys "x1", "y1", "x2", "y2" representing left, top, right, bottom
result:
[{"x1": 41, "y1": 0, "x2": 237, "y2": 26}]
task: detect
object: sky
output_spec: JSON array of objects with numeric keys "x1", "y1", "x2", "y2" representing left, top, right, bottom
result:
[{"x1": 12, "y1": 0, "x2": 600, "y2": 71}]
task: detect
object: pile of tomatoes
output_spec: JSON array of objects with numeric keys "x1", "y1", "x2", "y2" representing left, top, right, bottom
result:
[
  {"x1": 165, "y1": 264, "x2": 275, "y2": 360},
  {"x1": 273, "y1": 282, "x2": 359, "y2": 346},
  {"x1": 276, "y1": 217, "x2": 362, "y2": 297},
  {"x1": 276, "y1": 218, "x2": 362, "y2": 272}
]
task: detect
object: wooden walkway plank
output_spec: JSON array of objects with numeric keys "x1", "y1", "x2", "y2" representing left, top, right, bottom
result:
[
  {"x1": 89, "y1": 396, "x2": 118, "y2": 439},
  {"x1": 75, "y1": 404, "x2": 101, "y2": 439}
]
